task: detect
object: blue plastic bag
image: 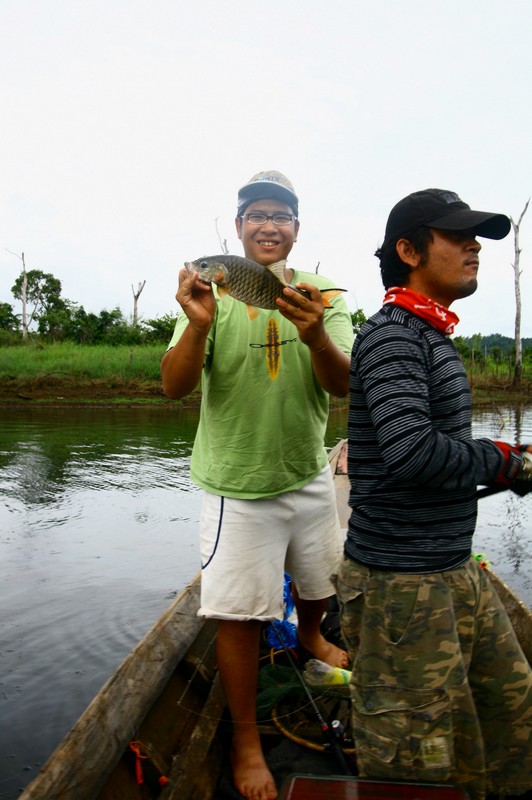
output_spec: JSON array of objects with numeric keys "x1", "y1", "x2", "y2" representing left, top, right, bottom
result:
[{"x1": 264, "y1": 573, "x2": 298, "y2": 650}]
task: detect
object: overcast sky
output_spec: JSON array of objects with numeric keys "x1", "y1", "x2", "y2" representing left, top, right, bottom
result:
[{"x1": 1, "y1": 0, "x2": 531, "y2": 338}]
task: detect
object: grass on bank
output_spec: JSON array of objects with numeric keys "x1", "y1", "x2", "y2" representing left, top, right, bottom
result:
[
  {"x1": 0, "y1": 342, "x2": 166, "y2": 381},
  {"x1": 0, "y1": 342, "x2": 530, "y2": 407},
  {"x1": 0, "y1": 342, "x2": 175, "y2": 404}
]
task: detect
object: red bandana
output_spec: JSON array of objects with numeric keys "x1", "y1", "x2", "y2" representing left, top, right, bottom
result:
[{"x1": 383, "y1": 287, "x2": 459, "y2": 335}]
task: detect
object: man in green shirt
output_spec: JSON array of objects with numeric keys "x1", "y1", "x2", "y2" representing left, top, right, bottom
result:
[{"x1": 161, "y1": 170, "x2": 353, "y2": 800}]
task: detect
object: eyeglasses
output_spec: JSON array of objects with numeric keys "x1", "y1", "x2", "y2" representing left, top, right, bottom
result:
[{"x1": 240, "y1": 212, "x2": 296, "y2": 226}]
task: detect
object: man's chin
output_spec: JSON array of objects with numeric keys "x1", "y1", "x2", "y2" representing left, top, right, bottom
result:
[
  {"x1": 456, "y1": 279, "x2": 478, "y2": 300},
  {"x1": 250, "y1": 250, "x2": 282, "y2": 266}
]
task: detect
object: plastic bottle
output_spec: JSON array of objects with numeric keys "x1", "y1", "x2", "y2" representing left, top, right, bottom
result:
[{"x1": 302, "y1": 659, "x2": 352, "y2": 693}]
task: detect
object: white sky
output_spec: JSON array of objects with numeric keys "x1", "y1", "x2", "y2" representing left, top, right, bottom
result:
[{"x1": 1, "y1": 0, "x2": 531, "y2": 338}]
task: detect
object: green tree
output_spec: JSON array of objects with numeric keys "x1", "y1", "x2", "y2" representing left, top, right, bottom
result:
[
  {"x1": 490, "y1": 346, "x2": 503, "y2": 363},
  {"x1": 95, "y1": 308, "x2": 141, "y2": 345},
  {"x1": 141, "y1": 313, "x2": 178, "y2": 343},
  {"x1": 351, "y1": 309, "x2": 366, "y2": 335},
  {"x1": 61, "y1": 306, "x2": 131, "y2": 344},
  {"x1": 0, "y1": 302, "x2": 19, "y2": 332},
  {"x1": 37, "y1": 300, "x2": 77, "y2": 342},
  {"x1": 452, "y1": 336, "x2": 472, "y2": 363},
  {"x1": 11, "y1": 270, "x2": 63, "y2": 331},
  {"x1": 470, "y1": 333, "x2": 485, "y2": 373}
]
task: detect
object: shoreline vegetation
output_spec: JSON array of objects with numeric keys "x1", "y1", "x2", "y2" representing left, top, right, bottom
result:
[{"x1": 0, "y1": 343, "x2": 530, "y2": 409}]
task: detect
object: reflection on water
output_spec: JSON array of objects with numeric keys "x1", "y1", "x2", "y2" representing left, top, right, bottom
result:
[
  {"x1": 0, "y1": 406, "x2": 203, "y2": 799},
  {"x1": 470, "y1": 406, "x2": 532, "y2": 605},
  {"x1": 0, "y1": 404, "x2": 531, "y2": 798},
  {"x1": 0, "y1": 406, "x2": 199, "y2": 501}
]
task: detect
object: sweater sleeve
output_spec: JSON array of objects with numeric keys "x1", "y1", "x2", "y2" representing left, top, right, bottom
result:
[{"x1": 353, "y1": 320, "x2": 504, "y2": 490}]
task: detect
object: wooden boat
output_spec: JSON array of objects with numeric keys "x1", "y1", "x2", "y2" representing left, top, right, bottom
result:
[{"x1": 19, "y1": 440, "x2": 532, "y2": 800}]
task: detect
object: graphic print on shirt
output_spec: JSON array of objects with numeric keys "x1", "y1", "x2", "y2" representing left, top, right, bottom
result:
[
  {"x1": 248, "y1": 318, "x2": 298, "y2": 380},
  {"x1": 266, "y1": 317, "x2": 281, "y2": 380}
]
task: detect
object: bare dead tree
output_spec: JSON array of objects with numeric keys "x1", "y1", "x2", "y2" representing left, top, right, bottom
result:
[
  {"x1": 131, "y1": 280, "x2": 146, "y2": 326},
  {"x1": 510, "y1": 198, "x2": 529, "y2": 386},
  {"x1": 6, "y1": 248, "x2": 29, "y2": 340},
  {"x1": 215, "y1": 217, "x2": 229, "y2": 254}
]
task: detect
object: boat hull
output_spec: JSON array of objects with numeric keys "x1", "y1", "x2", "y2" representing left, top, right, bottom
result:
[{"x1": 19, "y1": 439, "x2": 532, "y2": 799}]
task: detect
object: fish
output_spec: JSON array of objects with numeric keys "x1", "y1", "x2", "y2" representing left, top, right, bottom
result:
[{"x1": 184, "y1": 254, "x2": 346, "y2": 320}]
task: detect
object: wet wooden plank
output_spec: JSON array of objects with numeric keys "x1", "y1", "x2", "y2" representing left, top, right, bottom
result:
[
  {"x1": 159, "y1": 671, "x2": 227, "y2": 800},
  {"x1": 488, "y1": 569, "x2": 532, "y2": 665}
]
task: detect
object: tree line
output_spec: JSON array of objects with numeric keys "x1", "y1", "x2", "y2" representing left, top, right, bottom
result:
[
  {"x1": 1, "y1": 269, "x2": 529, "y2": 366},
  {"x1": 0, "y1": 268, "x2": 369, "y2": 346},
  {"x1": 1, "y1": 267, "x2": 530, "y2": 356},
  {"x1": 1, "y1": 268, "x2": 177, "y2": 345},
  {"x1": 3, "y1": 196, "x2": 528, "y2": 381},
  {"x1": 455, "y1": 333, "x2": 532, "y2": 357},
  {"x1": 453, "y1": 334, "x2": 532, "y2": 376}
]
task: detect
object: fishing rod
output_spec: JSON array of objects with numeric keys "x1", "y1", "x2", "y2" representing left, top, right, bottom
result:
[
  {"x1": 271, "y1": 621, "x2": 353, "y2": 776},
  {"x1": 477, "y1": 485, "x2": 509, "y2": 499}
]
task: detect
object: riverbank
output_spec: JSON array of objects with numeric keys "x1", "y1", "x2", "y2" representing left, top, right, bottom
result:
[
  {"x1": 0, "y1": 374, "x2": 530, "y2": 409},
  {"x1": 0, "y1": 374, "x2": 190, "y2": 407},
  {"x1": 1, "y1": 342, "x2": 530, "y2": 409}
]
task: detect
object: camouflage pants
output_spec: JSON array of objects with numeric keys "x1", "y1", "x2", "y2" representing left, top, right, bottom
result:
[{"x1": 334, "y1": 556, "x2": 532, "y2": 800}]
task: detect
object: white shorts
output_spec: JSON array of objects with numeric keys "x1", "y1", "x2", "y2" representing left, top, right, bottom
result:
[{"x1": 198, "y1": 466, "x2": 344, "y2": 621}]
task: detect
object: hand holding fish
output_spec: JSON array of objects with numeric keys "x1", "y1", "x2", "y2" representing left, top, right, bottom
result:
[
  {"x1": 161, "y1": 267, "x2": 216, "y2": 400},
  {"x1": 278, "y1": 281, "x2": 350, "y2": 397},
  {"x1": 276, "y1": 282, "x2": 329, "y2": 351},
  {"x1": 176, "y1": 265, "x2": 216, "y2": 334},
  {"x1": 184, "y1": 254, "x2": 345, "y2": 321},
  {"x1": 179, "y1": 254, "x2": 350, "y2": 397}
]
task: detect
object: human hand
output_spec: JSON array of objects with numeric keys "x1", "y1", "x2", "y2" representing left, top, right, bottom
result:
[
  {"x1": 492, "y1": 442, "x2": 532, "y2": 497},
  {"x1": 511, "y1": 448, "x2": 532, "y2": 496},
  {"x1": 176, "y1": 266, "x2": 216, "y2": 333},
  {"x1": 276, "y1": 282, "x2": 328, "y2": 350}
]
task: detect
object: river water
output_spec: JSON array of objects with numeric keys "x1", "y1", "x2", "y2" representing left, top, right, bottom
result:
[{"x1": 0, "y1": 404, "x2": 531, "y2": 798}]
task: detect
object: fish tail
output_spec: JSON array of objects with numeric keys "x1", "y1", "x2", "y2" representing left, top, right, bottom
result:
[{"x1": 320, "y1": 288, "x2": 346, "y2": 307}]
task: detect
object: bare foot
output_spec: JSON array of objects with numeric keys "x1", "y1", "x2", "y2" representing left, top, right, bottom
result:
[
  {"x1": 231, "y1": 741, "x2": 278, "y2": 800},
  {"x1": 298, "y1": 632, "x2": 350, "y2": 668}
]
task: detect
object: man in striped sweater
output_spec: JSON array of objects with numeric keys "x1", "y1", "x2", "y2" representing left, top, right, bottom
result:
[{"x1": 335, "y1": 189, "x2": 532, "y2": 799}]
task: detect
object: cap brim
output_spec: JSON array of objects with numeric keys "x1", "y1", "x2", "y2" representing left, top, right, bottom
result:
[
  {"x1": 237, "y1": 183, "x2": 298, "y2": 214},
  {"x1": 430, "y1": 209, "x2": 511, "y2": 240}
]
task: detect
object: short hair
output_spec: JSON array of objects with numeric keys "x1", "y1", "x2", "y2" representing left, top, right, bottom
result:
[{"x1": 375, "y1": 227, "x2": 434, "y2": 289}]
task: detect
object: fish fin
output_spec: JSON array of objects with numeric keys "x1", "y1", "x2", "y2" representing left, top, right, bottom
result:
[
  {"x1": 267, "y1": 260, "x2": 288, "y2": 283},
  {"x1": 217, "y1": 286, "x2": 229, "y2": 298},
  {"x1": 246, "y1": 304, "x2": 260, "y2": 321},
  {"x1": 320, "y1": 288, "x2": 347, "y2": 307}
]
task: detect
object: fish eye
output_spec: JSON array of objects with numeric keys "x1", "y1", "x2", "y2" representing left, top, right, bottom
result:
[{"x1": 200, "y1": 261, "x2": 208, "y2": 268}]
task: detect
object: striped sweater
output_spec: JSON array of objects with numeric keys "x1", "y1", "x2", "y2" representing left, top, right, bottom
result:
[{"x1": 345, "y1": 304, "x2": 504, "y2": 573}]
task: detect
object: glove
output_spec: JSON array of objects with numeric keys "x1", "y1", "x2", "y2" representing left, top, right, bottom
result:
[
  {"x1": 512, "y1": 449, "x2": 532, "y2": 497},
  {"x1": 492, "y1": 442, "x2": 532, "y2": 497}
]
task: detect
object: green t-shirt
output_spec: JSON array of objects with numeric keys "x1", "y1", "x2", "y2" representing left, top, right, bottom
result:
[{"x1": 167, "y1": 268, "x2": 354, "y2": 499}]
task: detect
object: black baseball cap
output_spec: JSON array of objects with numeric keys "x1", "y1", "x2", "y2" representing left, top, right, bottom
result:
[
  {"x1": 237, "y1": 170, "x2": 299, "y2": 217},
  {"x1": 383, "y1": 188, "x2": 510, "y2": 245}
]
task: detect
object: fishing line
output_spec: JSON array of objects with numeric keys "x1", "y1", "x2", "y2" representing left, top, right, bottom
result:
[
  {"x1": 271, "y1": 621, "x2": 353, "y2": 775},
  {"x1": 174, "y1": 694, "x2": 323, "y2": 725},
  {"x1": 175, "y1": 627, "x2": 218, "y2": 709},
  {"x1": 174, "y1": 636, "x2": 338, "y2": 726}
]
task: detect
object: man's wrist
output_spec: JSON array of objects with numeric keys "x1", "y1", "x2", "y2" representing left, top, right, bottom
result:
[{"x1": 309, "y1": 333, "x2": 330, "y2": 353}]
